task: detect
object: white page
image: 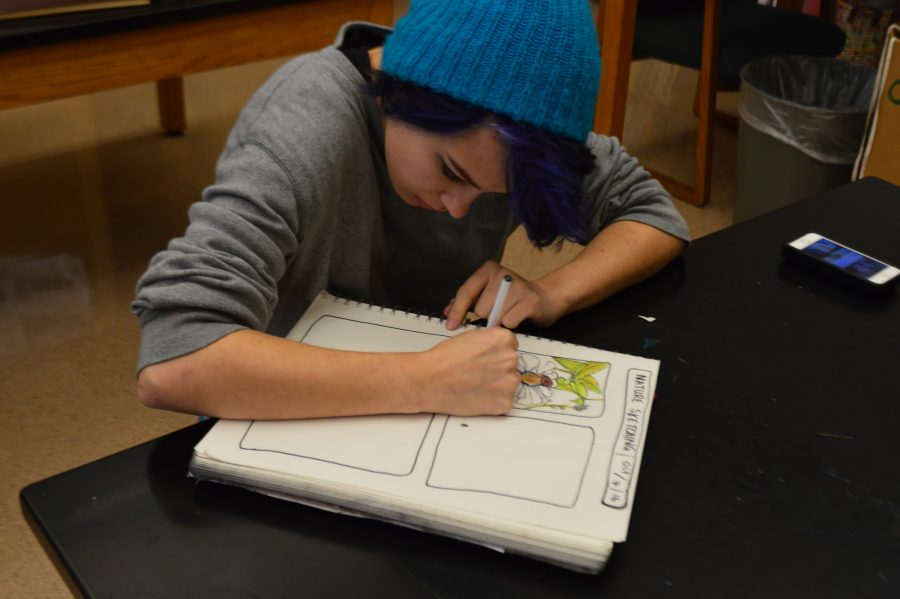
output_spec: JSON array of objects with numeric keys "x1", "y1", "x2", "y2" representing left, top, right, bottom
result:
[{"x1": 193, "y1": 292, "x2": 660, "y2": 543}]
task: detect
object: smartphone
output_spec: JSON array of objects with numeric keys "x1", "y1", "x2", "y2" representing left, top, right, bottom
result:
[{"x1": 783, "y1": 233, "x2": 900, "y2": 292}]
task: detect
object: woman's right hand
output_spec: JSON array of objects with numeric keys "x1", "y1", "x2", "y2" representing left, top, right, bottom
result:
[
  {"x1": 414, "y1": 327, "x2": 520, "y2": 416},
  {"x1": 138, "y1": 328, "x2": 520, "y2": 420}
]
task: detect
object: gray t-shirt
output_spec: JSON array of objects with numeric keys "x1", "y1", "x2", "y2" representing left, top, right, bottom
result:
[{"x1": 131, "y1": 23, "x2": 689, "y2": 373}]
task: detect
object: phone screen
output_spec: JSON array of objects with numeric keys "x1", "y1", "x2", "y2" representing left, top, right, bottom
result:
[{"x1": 801, "y1": 238, "x2": 888, "y2": 278}]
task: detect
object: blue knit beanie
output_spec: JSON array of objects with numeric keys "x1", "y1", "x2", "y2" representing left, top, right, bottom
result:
[{"x1": 381, "y1": 0, "x2": 601, "y2": 143}]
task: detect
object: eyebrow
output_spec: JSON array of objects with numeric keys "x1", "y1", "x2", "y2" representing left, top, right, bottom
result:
[{"x1": 446, "y1": 155, "x2": 482, "y2": 190}]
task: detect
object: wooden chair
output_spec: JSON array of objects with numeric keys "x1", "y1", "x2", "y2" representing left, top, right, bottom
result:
[{"x1": 594, "y1": 0, "x2": 845, "y2": 207}]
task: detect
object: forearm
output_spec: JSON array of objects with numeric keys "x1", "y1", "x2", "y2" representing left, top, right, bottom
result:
[
  {"x1": 137, "y1": 329, "x2": 426, "y2": 420},
  {"x1": 536, "y1": 220, "x2": 685, "y2": 317},
  {"x1": 137, "y1": 326, "x2": 520, "y2": 420}
]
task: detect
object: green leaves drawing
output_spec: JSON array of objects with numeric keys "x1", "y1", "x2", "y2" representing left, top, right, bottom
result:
[{"x1": 553, "y1": 358, "x2": 608, "y2": 404}]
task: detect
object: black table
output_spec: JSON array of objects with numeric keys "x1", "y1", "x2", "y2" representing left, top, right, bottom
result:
[{"x1": 21, "y1": 178, "x2": 900, "y2": 598}]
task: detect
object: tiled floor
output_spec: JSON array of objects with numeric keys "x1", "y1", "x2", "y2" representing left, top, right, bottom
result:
[{"x1": 0, "y1": 54, "x2": 736, "y2": 596}]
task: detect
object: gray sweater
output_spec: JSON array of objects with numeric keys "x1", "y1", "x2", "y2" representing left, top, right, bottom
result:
[{"x1": 131, "y1": 24, "x2": 690, "y2": 373}]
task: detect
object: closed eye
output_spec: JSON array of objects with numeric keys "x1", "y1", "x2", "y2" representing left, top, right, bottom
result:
[
  {"x1": 441, "y1": 160, "x2": 465, "y2": 184},
  {"x1": 444, "y1": 154, "x2": 482, "y2": 189}
]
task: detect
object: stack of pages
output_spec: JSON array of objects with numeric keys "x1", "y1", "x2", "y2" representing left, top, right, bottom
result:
[{"x1": 190, "y1": 291, "x2": 660, "y2": 573}]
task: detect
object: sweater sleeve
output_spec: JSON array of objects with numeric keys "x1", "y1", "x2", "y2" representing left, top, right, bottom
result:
[
  {"x1": 580, "y1": 134, "x2": 691, "y2": 243},
  {"x1": 131, "y1": 141, "x2": 301, "y2": 373},
  {"x1": 131, "y1": 46, "x2": 378, "y2": 374}
]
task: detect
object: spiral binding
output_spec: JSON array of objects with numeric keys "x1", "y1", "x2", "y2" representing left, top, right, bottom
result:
[
  {"x1": 321, "y1": 289, "x2": 445, "y2": 324},
  {"x1": 516, "y1": 330, "x2": 585, "y2": 350},
  {"x1": 320, "y1": 289, "x2": 595, "y2": 351}
]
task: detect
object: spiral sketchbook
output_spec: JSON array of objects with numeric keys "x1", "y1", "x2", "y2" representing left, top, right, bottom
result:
[{"x1": 189, "y1": 291, "x2": 661, "y2": 573}]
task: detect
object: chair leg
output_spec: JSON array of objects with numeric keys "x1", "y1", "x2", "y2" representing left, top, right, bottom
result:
[
  {"x1": 661, "y1": 0, "x2": 719, "y2": 207},
  {"x1": 156, "y1": 77, "x2": 186, "y2": 135},
  {"x1": 596, "y1": 0, "x2": 721, "y2": 207},
  {"x1": 690, "y1": 0, "x2": 720, "y2": 207},
  {"x1": 593, "y1": 0, "x2": 637, "y2": 139}
]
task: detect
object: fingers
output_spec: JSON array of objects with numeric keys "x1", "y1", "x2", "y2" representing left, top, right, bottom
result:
[
  {"x1": 495, "y1": 292, "x2": 540, "y2": 329},
  {"x1": 463, "y1": 327, "x2": 520, "y2": 414},
  {"x1": 480, "y1": 324, "x2": 519, "y2": 352},
  {"x1": 444, "y1": 261, "x2": 551, "y2": 331},
  {"x1": 477, "y1": 327, "x2": 520, "y2": 414},
  {"x1": 444, "y1": 261, "x2": 502, "y2": 329},
  {"x1": 424, "y1": 327, "x2": 520, "y2": 416}
]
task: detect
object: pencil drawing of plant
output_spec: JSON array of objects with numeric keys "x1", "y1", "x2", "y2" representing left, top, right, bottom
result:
[{"x1": 515, "y1": 352, "x2": 609, "y2": 416}]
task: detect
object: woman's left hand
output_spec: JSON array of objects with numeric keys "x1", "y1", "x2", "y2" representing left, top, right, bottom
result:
[{"x1": 443, "y1": 261, "x2": 566, "y2": 330}]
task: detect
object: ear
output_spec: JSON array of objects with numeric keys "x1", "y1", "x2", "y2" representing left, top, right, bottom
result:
[{"x1": 368, "y1": 47, "x2": 384, "y2": 70}]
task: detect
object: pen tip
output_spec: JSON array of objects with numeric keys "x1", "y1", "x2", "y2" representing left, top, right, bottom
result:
[{"x1": 503, "y1": 274, "x2": 512, "y2": 282}]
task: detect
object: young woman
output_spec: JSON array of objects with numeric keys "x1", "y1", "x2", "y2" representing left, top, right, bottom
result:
[{"x1": 132, "y1": 0, "x2": 690, "y2": 420}]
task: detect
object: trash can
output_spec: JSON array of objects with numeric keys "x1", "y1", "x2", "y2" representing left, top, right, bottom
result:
[{"x1": 735, "y1": 56, "x2": 875, "y2": 222}]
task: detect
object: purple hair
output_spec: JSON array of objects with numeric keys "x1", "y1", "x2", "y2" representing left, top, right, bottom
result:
[{"x1": 369, "y1": 74, "x2": 595, "y2": 248}]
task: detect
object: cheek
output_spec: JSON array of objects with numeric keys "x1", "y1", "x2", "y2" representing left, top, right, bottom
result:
[
  {"x1": 384, "y1": 138, "x2": 408, "y2": 191},
  {"x1": 388, "y1": 146, "x2": 436, "y2": 192},
  {"x1": 386, "y1": 150, "x2": 416, "y2": 194}
]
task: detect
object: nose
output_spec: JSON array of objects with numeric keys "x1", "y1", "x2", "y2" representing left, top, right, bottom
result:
[{"x1": 440, "y1": 188, "x2": 480, "y2": 219}]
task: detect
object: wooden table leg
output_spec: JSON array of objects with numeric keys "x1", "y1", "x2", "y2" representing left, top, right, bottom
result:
[{"x1": 156, "y1": 77, "x2": 186, "y2": 134}]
